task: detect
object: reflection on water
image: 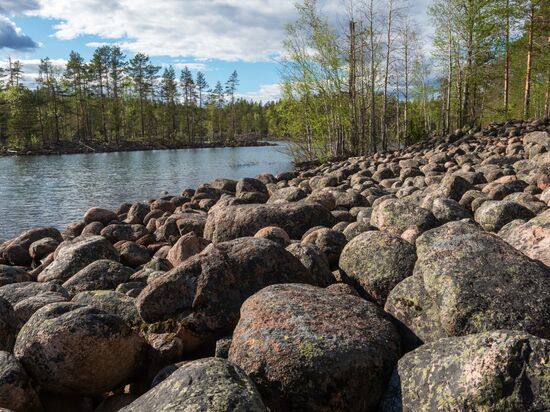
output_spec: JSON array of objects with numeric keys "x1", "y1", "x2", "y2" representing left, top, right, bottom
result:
[{"x1": 0, "y1": 143, "x2": 292, "y2": 239}]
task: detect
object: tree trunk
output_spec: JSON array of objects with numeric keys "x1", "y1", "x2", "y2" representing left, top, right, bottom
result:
[{"x1": 523, "y1": 2, "x2": 535, "y2": 119}]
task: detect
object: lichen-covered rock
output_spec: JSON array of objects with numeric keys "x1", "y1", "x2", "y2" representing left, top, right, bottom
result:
[
  {"x1": 38, "y1": 236, "x2": 119, "y2": 283},
  {"x1": 136, "y1": 237, "x2": 315, "y2": 347},
  {"x1": 267, "y1": 187, "x2": 307, "y2": 204},
  {"x1": 14, "y1": 303, "x2": 144, "y2": 395},
  {"x1": 339, "y1": 231, "x2": 416, "y2": 305},
  {"x1": 62, "y1": 259, "x2": 133, "y2": 296},
  {"x1": 83, "y1": 207, "x2": 118, "y2": 225},
  {"x1": 117, "y1": 241, "x2": 151, "y2": 268},
  {"x1": 0, "y1": 299, "x2": 16, "y2": 352},
  {"x1": 166, "y1": 232, "x2": 210, "y2": 266},
  {"x1": 474, "y1": 200, "x2": 535, "y2": 232},
  {"x1": 385, "y1": 222, "x2": 550, "y2": 342},
  {"x1": 29, "y1": 237, "x2": 59, "y2": 260},
  {"x1": 13, "y1": 292, "x2": 68, "y2": 328},
  {"x1": 380, "y1": 330, "x2": 550, "y2": 412},
  {"x1": 120, "y1": 358, "x2": 266, "y2": 412},
  {"x1": 254, "y1": 226, "x2": 291, "y2": 247},
  {"x1": 431, "y1": 197, "x2": 472, "y2": 223},
  {"x1": 301, "y1": 228, "x2": 347, "y2": 269},
  {"x1": 229, "y1": 283, "x2": 400, "y2": 411},
  {"x1": 0, "y1": 351, "x2": 42, "y2": 412},
  {"x1": 501, "y1": 208, "x2": 550, "y2": 267},
  {"x1": 0, "y1": 266, "x2": 31, "y2": 287},
  {"x1": 285, "y1": 243, "x2": 335, "y2": 287},
  {"x1": 204, "y1": 203, "x2": 334, "y2": 243},
  {"x1": 0, "y1": 281, "x2": 68, "y2": 307},
  {"x1": 72, "y1": 290, "x2": 141, "y2": 329},
  {"x1": 371, "y1": 198, "x2": 438, "y2": 235}
]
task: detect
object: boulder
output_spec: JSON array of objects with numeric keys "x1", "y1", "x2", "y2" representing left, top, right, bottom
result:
[
  {"x1": 0, "y1": 299, "x2": 16, "y2": 352},
  {"x1": 0, "y1": 281, "x2": 68, "y2": 307},
  {"x1": 0, "y1": 266, "x2": 31, "y2": 287},
  {"x1": 254, "y1": 226, "x2": 291, "y2": 247},
  {"x1": 204, "y1": 203, "x2": 334, "y2": 243},
  {"x1": 136, "y1": 237, "x2": 315, "y2": 348},
  {"x1": 340, "y1": 231, "x2": 416, "y2": 305},
  {"x1": 120, "y1": 358, "x2": 266, "y2": 412},
  {"x1": 474, "y1": 200, "x2": 535, "y2": 232},
  {"x1": 301, "y1": 228, "x2": 347, "y2": 269},
  {"x1": 431, "y1": 197, "x2": 472, "y2": 223},
  {"x1": 38, "y1": 236, "x2": 119, "y2": 283},
  {"x1": 62, "y1": 260, "x2": 134, "y2": 296},
  {"x1": 0, "y1": 351, "x2": 42, "y2": 412},
  {"x1": 13, "y1": 292, "x2": 68, "y2": 329},
  {"x1": 385, "y1": 222, "x2": 550, "y2": 342},
  {"x1": 229, "y1": 283, "x2": 400, "y2": 411},
  {"x1": 502, "y1": 208, "x2": 550, "y2": 267},
  {"x1": 381, "y1": 330, "x2": 550, "y2": 411},
  {"x1": 285, "y1": 243, "x2": 335, "y2": 287},
  {"x1": 83, "y1": 207, "x2": 118, "y2": 225},
  {"x1": 29, "y1": 237, "x2": 59, "y2": 260},
  {"x1": 118, "y1": 242, "x2": 151, "y2": 268},
  {"x1": 14, "y1": 303, "x2": 144, "y2": 395},
  {"x1": 72, "y1": 291, "x2": 141, "y2": 329},
  {"x1": 371, "y1": 198, "x2": 438, "y2": 235},
  {"x1": 166, "y1": 232, "x2": 210, "y2": 267},
  {"x1": 267, "y1": 187, "x2": 307, "y2": 204}
]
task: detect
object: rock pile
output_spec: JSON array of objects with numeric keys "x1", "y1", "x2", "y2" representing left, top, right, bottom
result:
[{"x1": 0, "y1": 118, "x2": 549, "y2": 411}]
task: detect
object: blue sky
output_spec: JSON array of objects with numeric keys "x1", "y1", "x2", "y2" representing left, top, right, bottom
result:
[{"x1": 0, "y1": 0, "x2": 431, "y2": 102}]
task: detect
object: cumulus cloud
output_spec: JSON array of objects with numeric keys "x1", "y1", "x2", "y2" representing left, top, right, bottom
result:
[
  {"x1": 0, "y1": 0, "x2": 40, "y2": 15},
  {"x1": 0, "y1": 58, "x2": 67, "y2": 86},
  {"x1": 30, "y1": 0, "x2": 298, "y2": 62},
  {"x1": 0, "y1": 16, "x2": 38, "y2": 50},
  {"x1": 240, "y1": 83, "x2": 282, "y2": 102}
]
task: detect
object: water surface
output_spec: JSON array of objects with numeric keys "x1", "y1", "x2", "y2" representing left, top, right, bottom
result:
[{"x1": 0, "y1": 143, "x2": 292, "y2": 239}]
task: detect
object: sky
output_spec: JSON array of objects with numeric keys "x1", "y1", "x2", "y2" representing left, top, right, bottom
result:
[{"x1": 0, "y1": 0, "x2": 432, "y2": 102}]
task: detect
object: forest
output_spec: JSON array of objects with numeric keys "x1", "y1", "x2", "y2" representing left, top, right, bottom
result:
[
  {"x1": 279, "y1": 0, "x2": 549, "y2": 160},
  {"x1": 0, "y1": 0, "x2": 548, "y2": 161},
  {"x1": 0, "y1": 53, "x2": 277, "y2": 151}
]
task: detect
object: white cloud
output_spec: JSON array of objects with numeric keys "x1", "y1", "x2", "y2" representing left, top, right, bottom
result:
[
  {"x1": 29, "y1": 0, "x2": 300, "y2": 62},
  {"x1": 0, "y1": 58, "x2": 67, "y2": 86},
  {"x1": 164, "y1": 62, "x2": 208, "y2": 72},
  {"x1": 239, "y1": 83, "x2": 281, "y2": 102}
]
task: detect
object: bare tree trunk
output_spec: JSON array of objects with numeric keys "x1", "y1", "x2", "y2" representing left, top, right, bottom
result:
[
  {"x1": 381, "y1": 0, "x2": 394, "y2": 151},
  {"x1": 504, "y1": 0, "x2": 510, "y2": 116},
  {"x1": 523, "y1": 2, "x2": 535, "y2": 119},
  {"x1": 445, "y1": 27, "x2": 453, "y2": 134},
  {"x1": 369, "y1": 0, "x2": 377, "y2": 153},
  {"x1": 349, "y1": 20, "x2": 359, "y2": 154}
]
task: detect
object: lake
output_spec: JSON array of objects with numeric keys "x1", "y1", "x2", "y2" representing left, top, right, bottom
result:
[{"x1": 0, "y1": 143, "x2": 293, "y2": 240}]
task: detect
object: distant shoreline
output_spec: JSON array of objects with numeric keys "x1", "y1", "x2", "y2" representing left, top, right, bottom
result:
[{"x1": 0, "y1": 139, "x2": 278, "y2": 157}]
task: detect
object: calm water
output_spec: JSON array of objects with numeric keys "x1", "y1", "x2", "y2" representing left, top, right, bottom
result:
[{"x1": 0, "y1": 143, "x2": 292, "y2": 240}]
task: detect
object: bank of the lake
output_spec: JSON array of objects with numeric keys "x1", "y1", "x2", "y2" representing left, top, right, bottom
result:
[
  {"x1": 0, "y1": 138, "x2": 276, "y2": 157},
  {"x1": 0, "y1": 142, "x2": 292, "y2": 239}
]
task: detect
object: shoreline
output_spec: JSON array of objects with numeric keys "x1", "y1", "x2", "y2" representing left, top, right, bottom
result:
[{"x1": 0, "y1": 139, "x2": 277, "y2": 157}]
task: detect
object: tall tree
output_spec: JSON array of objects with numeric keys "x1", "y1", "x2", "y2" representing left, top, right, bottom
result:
[
  {"x1": 225, "y1": 70, "x2": 239, "y2": 140},
  {"x1": 160, "y1": 66, "x2": 178, "y2": 141},
  {"x1": 180, "y1": 67, "x2": 196, "y2": 143}
]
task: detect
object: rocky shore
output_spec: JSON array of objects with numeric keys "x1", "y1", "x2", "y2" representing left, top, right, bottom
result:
[{"x1": 0, "y1": 118, "x2": 549, "y2": 411}]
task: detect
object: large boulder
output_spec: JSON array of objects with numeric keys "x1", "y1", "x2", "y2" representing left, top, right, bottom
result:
[
  {"x1": 301, "y1": 228, "x2": 347, "y2": 269},
  {"x1": 474, "y1": 200, "x2": 535, "y2": 232},
  {"x1": 204, "y1": 203, "x2": 334, "y2": 243},
  {"x1": 62, "y1": 259, "x2": 134, "y2": 296},
  {"x1": 385, "y1": 222, "x2": 550, "y2": 342},
  {"x1": 229, "y1": 284, "x2": 400, "y2": 411},
  {"x1": 166, "y1": 232, "x2": 210, "y2": 266},
  {"x1": 381, "y1": 330, "x2": 550, "y2": 411},
  {"x1": 501, "y1": 208, "x2": 550, "y2": 267},
  {"x1": 120, "y1": 358, "x2": 266, "y2": 412},
  {"x1": 0, "y1": 351, "x2": 42, "y2": 412},
  {"x1": 14, "y1": 303, "x2": 144, "y2": 395},
  {"x1": 83, "y1": 207, "x2": 118, "y2": 225},
  {"x1": 0, "y1": 299, "x2": 16, "y2": 352},
  {"x1": 136, "y1": 237, "x2": 315, "y2": 348},
  {"x1": 371, "y1": 198, "x2": 438, "y2": 235},
  {"x1": 0, "y1": 266, "x2": 31, "y2": 287},
  {"x1": 72, "y1": 291, "x2": 141, "y2": 329},
  {"x1": 38, "y1": 236, "x2": 119, "y2": 283},
  {"x1": 339, "y1": 231, "x2": 416, "y2": 305},
  {"x1": 285, "y1": 243, "x2": 335, "y2": 287}
]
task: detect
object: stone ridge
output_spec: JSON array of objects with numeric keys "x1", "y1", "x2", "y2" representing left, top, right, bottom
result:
[{"x1": 0, "y1": 118, "x2": 548, "y2": 411}]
